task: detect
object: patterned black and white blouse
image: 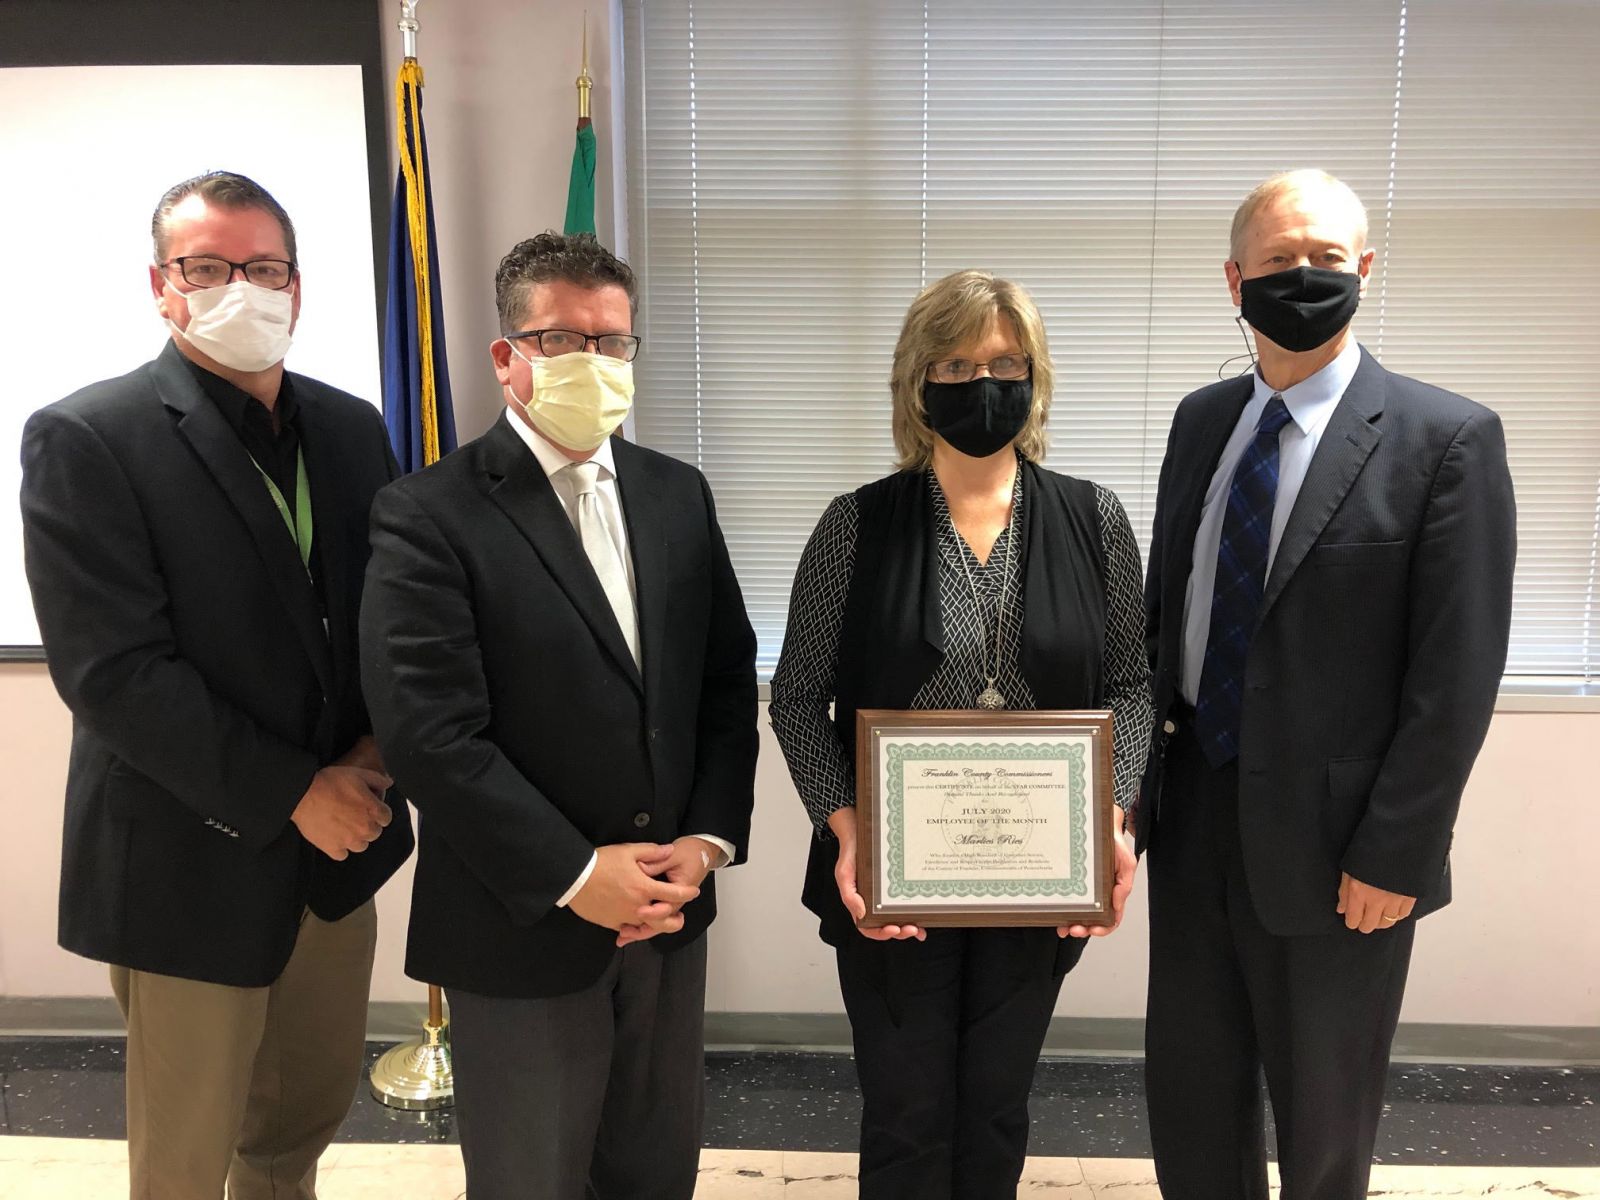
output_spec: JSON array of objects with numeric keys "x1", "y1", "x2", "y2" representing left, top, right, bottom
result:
[{"x1": 770, "y1": 466, "x2": 1154, "y2": 835}]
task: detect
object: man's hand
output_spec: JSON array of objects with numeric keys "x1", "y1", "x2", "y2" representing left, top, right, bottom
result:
[
  {"x1": 828, "y1": 806, "x2": 925, "y2": 943},
  {"x1": 1060, "y1": 805, "x2": 1138, "y2": 939},
  {"x1": 335, "y1": 734, "x2": 386, "y2": 776},
  {"x1": 291, "y1": 765, "x2": 393, "y2": 861},
  {"x1": 615, "y1": 836, "x2": 724, "y2": 947},
  {"x1": 569, "y1": 843, "x2": 701, "y2": 939},
  {"x1": 1337, "y1": 872, "x2": 1416, "y2": 934}
]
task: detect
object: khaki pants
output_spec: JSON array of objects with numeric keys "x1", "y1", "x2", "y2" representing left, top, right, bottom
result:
[{"x1": 110, "y1": 901, "x2": 378, "y2": 1200}]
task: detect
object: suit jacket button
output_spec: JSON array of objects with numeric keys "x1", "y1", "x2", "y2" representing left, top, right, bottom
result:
[
  {"x1": 633, "y1": 812, "x2": 651, "y2": 828},
  {"x1": 1162, "y1": 719, "x2": 1177, "y2": 735}
]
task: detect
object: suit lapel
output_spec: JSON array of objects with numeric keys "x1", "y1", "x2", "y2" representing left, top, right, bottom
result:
[
  {"x1": 1164, "y1": 376, "x2": 1254, "y2": 659},
  {"x1": 612, "y1": 439, "x2": 668, "y2": 707},
  {"x1": 482, "y1": 420, "x2": 643, "y2": 692},
  {"x1": 1257, "y1": 350, "x2": 1386, "y2": 624},
  {"x1": 152, "y1": 345, "x2": 335, "y2": 696}
]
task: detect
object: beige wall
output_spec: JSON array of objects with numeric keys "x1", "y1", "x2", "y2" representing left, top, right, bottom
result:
[
  {"x1": 714, "y1": 708, "x2": 1600, "y2": 1027},
  {"x1": 1, "y1": 0, "x2": 1595, "y2": 1031},
  {"x1": 3, "y1": 655, "x2": 1597, "y2": 1025}
]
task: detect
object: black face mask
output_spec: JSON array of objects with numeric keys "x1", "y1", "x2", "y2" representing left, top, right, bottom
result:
[
  {"x1": 1237, "y1": 264, "x2": 1361, "y2": 353},
  {"x1": 922, "y1": 377, "x2": 1033, "y2": 459}
]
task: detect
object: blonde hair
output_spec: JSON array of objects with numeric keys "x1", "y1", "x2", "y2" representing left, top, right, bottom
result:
[
  {"x1": 1229, "y1": 169, "x2": 1369, "y2": 261},
  {"x1": 890, "y1": 270, "x2": 1054, "y2": 471}
]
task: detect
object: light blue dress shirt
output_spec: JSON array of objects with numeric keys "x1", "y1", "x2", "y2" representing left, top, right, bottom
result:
[{"x1": 1179, "y1": 339, "x2": 1362, "y2": 705}]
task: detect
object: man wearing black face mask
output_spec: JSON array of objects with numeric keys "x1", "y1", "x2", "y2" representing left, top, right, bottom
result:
[{"x1": 1139, "y1": 170, "x2": 1516, "y2": 1199}]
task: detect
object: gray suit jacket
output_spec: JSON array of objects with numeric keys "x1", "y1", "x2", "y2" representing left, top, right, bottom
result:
[{"x1": 1141, "y1": 346, "x2": 1516, "y2": 935}]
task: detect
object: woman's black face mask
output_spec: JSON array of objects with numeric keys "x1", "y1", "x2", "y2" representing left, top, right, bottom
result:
[{"x1": 922, "y1": 377, "x2": 1033, "y2": 459}]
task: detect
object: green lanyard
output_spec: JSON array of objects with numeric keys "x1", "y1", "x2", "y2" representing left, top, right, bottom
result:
[{"x1": 251, "y1": 447, "x2": 314, "y2": 575}]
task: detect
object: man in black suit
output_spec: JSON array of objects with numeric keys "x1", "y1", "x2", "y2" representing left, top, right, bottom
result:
[
  {"x1": 20, "y1": 172, "x2": 413, "y2": 1199},
  {"x1": 1139, "y1": 169, "x2": 1516, "y2": 1200},
  {"x1": 360, "y1": 231, "x2": 758, "y2": 1200}
]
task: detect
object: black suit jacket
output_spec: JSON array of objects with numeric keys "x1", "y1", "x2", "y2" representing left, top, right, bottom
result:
[
  {"x1": 1141, "y1": 346, "x2": 1516, "y2": 935},
  {"x1": 20, "y1": 340, "x2": 415, "y2": 988},
  {"x1": 360, "y1": 416, "x2": 758, "y2": 999}
]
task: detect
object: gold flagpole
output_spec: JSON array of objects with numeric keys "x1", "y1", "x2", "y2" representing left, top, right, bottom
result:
[
  {"x1": 578, "y1": 10, "x2": 593, "y2": 124},
  {"x1": 369, "y1": 0, "x2": 454, "y2": 1111}
]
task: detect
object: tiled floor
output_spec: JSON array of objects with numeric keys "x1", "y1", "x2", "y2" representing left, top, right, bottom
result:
[
  {"x1": 1, "y1": 1139, "x2": 1598, "y2": 1198},
  {"x1": 2, "y1": 1038, "x2": 1597, "y2": 1196}
]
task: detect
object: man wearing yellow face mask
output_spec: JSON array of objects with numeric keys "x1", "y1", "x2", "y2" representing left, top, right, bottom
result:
[{"x1": 360, "y1": 231, "x2": 759, "y2": 1200}]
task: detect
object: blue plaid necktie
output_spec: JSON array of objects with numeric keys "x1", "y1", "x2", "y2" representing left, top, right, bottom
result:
[{"x1": 1194, "y1": 394, "x2": 1294, "y2": 767}]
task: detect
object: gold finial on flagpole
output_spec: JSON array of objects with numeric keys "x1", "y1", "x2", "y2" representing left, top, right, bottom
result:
[
  {"x1": 398, "y1": 0, "x2": 421, "y2": 61},
  {"x1": 576, "y1": 9, "x2": 593, "y2": 122}
]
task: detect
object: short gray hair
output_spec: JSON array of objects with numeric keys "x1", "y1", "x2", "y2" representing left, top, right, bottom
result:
[
  {"x1": 1229, "y1": 169, "x2": 1368, "y2": 261},
  {"x1": 151, "y1": 171, "x2": 297, "y2": 264}
]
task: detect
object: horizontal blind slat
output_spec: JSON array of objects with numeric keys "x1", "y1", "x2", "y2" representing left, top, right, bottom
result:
[{"x1": 626, "y1": 0, "x2": 1600, "y2": 680}]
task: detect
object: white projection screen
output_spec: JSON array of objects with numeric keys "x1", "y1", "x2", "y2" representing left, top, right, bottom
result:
[{"x1": 0, "y1": 63, "x2": 381, "y2": 649}]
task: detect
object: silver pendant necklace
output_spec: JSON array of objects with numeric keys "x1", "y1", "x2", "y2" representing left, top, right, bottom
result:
[{"x1": 951, "y1": 484, "x2": 1017, "y2": 711}]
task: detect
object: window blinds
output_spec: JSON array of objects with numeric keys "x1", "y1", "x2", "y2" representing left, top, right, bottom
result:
[{"x1": 623, "y1": 0, "x2": 1600, "y2": 680}]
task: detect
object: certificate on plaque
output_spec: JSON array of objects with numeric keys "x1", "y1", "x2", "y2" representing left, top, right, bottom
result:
[{"x1": 854, "y1": 709, "x2": 1116, "y2": 928}]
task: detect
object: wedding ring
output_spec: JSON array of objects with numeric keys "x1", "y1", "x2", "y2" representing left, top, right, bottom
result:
[{"x1": 1381, "y1": 915, "x2": 1399, "y2": 923}]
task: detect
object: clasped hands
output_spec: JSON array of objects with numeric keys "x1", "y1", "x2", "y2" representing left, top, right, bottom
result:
[
  {"x1": 827, "y1": 804, "x2": 1140, "y2": 943},
  {"x1": 290, "y1": 734, "x2": 394, "y2": 861},
  {"x1": 570, "y1": 837, "x2": 723, "y2": 948}
]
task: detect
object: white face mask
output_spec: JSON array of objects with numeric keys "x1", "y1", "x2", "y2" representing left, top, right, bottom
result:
[
  {"x1": 507, "y1": 344, "x2": 635, "y2": 451},
  {"x1": 170, "y1": 279, "x2": 295, "y2": 373}
]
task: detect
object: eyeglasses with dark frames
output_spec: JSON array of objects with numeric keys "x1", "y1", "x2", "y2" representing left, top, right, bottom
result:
[
  {"x1": 506, "y1": 328, "x2": 642, "y2": 362},
  {"x1": 160, "y1": 256, "x2": 297, "y2": 290}
]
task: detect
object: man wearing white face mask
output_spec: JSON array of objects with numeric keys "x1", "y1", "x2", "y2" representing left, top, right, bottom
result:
[
  {"x1": 20, "y1": 171, "x2": 413, "y2": 1200},
  {"x1": 361, "y1": 231, "x2": 758, "y2": 1200}
]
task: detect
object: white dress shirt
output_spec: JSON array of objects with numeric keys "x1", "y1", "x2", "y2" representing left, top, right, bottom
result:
[
  {"x1": 1179, "y1": 340, "x2": 1361, "y2": 705},
  {"x1": 502, "y1": 411, "x2": 736, "y2": 907}
]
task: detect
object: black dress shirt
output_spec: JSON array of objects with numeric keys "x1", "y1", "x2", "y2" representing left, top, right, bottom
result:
[{"x1": 182, "y1": 356, "x2": 326, "y2": 607}]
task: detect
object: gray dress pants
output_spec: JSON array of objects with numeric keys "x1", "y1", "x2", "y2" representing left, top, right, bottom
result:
[{"x1": 447, "y1": 935, "x2": 708, "y2": 1200}]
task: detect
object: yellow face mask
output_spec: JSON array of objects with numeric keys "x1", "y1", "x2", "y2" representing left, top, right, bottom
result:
[{"x1": 507, "y1": 345, "x2": 635, "y2": 451}]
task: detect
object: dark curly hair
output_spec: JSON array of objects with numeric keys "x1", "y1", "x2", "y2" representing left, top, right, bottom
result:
[
  {"x1": 151, "y1": 171, "x2": 297, "y2": 265},
  {"x1": 494, "y1": 231, "x2": 638, "y2": 334}
]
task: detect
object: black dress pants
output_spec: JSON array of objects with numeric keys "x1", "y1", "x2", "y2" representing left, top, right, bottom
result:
[
  {"x1": 836, "y1": 926, "x2": 1076, "y2": 1200},
  {"x1": 1144, "y1": 723, "x2": 1415, "y2": 1200}
]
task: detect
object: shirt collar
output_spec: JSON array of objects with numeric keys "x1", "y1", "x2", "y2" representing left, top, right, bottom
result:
[
  {"x1": 502, "y1": 408, "x2": 617, "y2": 481},
  {"x1": 181, "y1": 352, "x2": 296, "y2": 434},
  {"x1": 1251, "y1": 338, "x2": 1360, "y2": 436}
]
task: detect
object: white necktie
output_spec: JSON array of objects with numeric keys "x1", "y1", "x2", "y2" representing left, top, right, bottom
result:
[{"x1": 564, "y1": 461, "x2": 640, "y2": 669}]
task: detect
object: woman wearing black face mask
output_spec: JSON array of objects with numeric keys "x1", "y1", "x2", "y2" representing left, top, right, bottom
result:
[{"x1": 770, "y1": 270, "x2": 1153, "y2": 1198}]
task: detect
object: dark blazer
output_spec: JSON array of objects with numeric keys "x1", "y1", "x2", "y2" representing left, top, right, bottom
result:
[
  {"x1": 1141, "y1": 346, "x2": 1516, "y2": 935},
  {"x1": 20, "y1": 340, "x2": 415, "y2": 988},
  {"x1": 360, "y1": 416, "x2": 758, "y2": 999}
]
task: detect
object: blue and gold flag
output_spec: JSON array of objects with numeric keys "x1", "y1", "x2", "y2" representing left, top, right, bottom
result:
[{"x1": 383, "y1": 56, "x2": 456, "y2": 472}]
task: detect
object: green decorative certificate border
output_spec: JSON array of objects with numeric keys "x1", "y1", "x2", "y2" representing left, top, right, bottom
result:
[{"x1": 882, "y1": 739, "x2": 1089, "y2": 900}]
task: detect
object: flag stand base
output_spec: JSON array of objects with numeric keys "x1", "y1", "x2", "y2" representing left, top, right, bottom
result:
[{"x1": 369, "y1": 1017, "x2": 454, "y2": 1111}]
